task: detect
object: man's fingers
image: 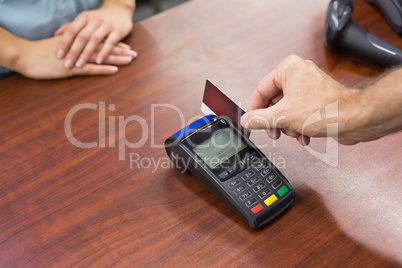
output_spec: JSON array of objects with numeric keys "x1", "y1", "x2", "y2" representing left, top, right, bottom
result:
[
  {"x1": 281, "y1": 129, "x2": 300, "y2": 138},
  {"x1": 271, "y1": 92, "x2": 283, "y2": 105},
  {"x1": 241, "y1": 105, "x2": 285, "y2": 130},
  {"x1": 56, "y1": 16, "x2": 87, "y2": 59},
  {"x1": 247, "y1": 61, "x2": 287, "y2": 111},
  {"x1": 335, "y1": 137, "x2": 359, "y2": 146},
  {"x1": 247, "y1": 55, "x2": 306, "y2": 112},
  {"x1": 297, "y1": 135, "x2": 310, "y2": 146},
  {"x1": 266, "y1": 128, "x2": 281, "y2": 140},
  {"x1": 247, "y1": 73, "x2": 280, "y2": 111}
]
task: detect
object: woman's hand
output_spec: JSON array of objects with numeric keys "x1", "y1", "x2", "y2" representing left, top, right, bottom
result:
[
  {"x1": 55, "y1": 0, "x2": 135, "y2": 69},
  {"x1": 16, "y1": 36, "x2": 136, "y2": 80}
]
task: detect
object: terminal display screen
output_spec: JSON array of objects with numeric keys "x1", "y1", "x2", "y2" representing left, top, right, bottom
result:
[{"x1": 193, "y1": 128, "x2": 247, "y2": 169}]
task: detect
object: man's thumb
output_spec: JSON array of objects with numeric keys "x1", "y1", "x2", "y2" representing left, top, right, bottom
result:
[{"x1": 241, "y1": 107, "x2": 282, "y2": 130}]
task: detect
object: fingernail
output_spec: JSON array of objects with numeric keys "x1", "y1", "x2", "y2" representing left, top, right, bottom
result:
[
  {"x1": 297, "y1": 135, "x2": 305, "y2": 146},
  {"x1": 96, "y1": 57, "x2": 103, "y2": 64},
  {"x1": 269, "y1": 129, "x2": 280, "y2": 140},
  {"x1": 128, "y1": 51, "x2": 138, "y2": 58},
  {"x1": 64, "y1": 59, "x2": 73, "y2": 69},
  {"x1": 109, "y1": 66, "x2": 118, "y2": 73},
  {"x1": 119, "y1": 43, "x2": 131, "y2": 49},
  {"x1": 123, "y1": 56, "x2": 132, "y2": 63},
  {"x1": 57, "y1": 49, "x2": 64, "y2": 59},
  {"x1": 240, "y1": 114, "x2": 249, "y2": 128},
  {"x1": 76, "y1": 58, "x2": 85, "y2": 68}
]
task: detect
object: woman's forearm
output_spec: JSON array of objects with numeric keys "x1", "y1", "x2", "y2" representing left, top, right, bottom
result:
[{"x1": 0, "y1": 27, "x2": 29, "y2": 72}]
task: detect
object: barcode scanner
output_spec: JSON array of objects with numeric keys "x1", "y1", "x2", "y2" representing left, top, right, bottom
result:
[
  {"x1": 324, "y1": 0, "x2": 402, "y2": 67},
  {"x1": 367, "y1": 0, "x2": 402, "y2": 35}
]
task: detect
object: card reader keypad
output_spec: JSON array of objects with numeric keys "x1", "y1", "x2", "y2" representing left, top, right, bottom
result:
[{"x1": 226, "y1": 153, "x2": 289, "y2": 215}]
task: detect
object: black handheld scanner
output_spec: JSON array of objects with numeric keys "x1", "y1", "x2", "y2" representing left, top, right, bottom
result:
[{"x1": 324, "y1": 0, "x2": 402, "y2": 67}]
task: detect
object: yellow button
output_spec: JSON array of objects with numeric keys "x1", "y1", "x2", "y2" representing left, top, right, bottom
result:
[{"x1": 264, "y1": 195, "x2": 278, "y2": 207}]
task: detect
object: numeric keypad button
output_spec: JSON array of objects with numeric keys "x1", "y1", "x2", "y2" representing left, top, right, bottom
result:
[
  {"x1": 228, "y1": 179, "x2": 240, "y2": 189},
  {"x1": 247, "y1": 177, "x2": 260, "y2": 187},
  {"x1": 233, "y1": 185, "x2": 246, "y2": 195},
  {"x1": 245, "y1": 198, "x2": 258, "y2": 207},
  {"x1": 266, "y1": 173, "x2": 277, "y2": 183},
  {"x1": 241, "y1": 170, "x2": 255, "y2": 181},
  {"x1": 258, "y1": 189, "x2": 272, "y2": 199},
  {"x1": 239, "y1": 191, "x2": 252, "y2": 201},
  {"x1": 253, "y1": 182, "x2": 266, "y2": 193},
  {"x1": 260, "y1": 168, "x2": 271, "y2": 177}
]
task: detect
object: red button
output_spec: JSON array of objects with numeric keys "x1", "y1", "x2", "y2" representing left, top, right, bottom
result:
[{"x1": 251, "y1": 204, "x2": 264, "y2": 214}]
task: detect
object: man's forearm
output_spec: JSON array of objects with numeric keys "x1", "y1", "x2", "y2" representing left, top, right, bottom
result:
[
  {"x1": 365, "y1": 68, "x2": 402, "y2": 134},
  {"x1": 344, "y1": 68, "x2": 402, "y2": 142}
]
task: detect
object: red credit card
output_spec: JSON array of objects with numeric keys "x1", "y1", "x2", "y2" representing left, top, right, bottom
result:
[{"x1": 201, "y1": 80, "x2": 250, "y2": 137}]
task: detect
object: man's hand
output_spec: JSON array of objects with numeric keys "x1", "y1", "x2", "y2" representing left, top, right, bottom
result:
[
  {"x1": 16, "y1": 36, "x2": 134, "y2": 80},
  {"x1": 240, "y1": 55, "x2": 365, "y2": 145},
  {"x1": 55, "y1": 0, "x2": 135, "y2": 69}
]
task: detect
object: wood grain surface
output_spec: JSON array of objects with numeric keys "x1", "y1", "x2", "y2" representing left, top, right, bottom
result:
[{"x1": 0, "y1": 0, "x2": 401, "y2": 266}]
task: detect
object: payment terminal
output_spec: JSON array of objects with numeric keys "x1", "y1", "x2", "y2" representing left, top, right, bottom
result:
[{"x1": 165, "y1": 115, "x2": 295, "y2": 229}]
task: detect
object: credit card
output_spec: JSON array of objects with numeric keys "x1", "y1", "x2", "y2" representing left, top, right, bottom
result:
[{"x1": 201, "y1": 80, "x2": 250, "y2": 137}]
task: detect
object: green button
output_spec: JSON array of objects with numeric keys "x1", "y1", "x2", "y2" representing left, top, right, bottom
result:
[{"x1": 277, "y1": 185, "x2": 288, "y2": 196}]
